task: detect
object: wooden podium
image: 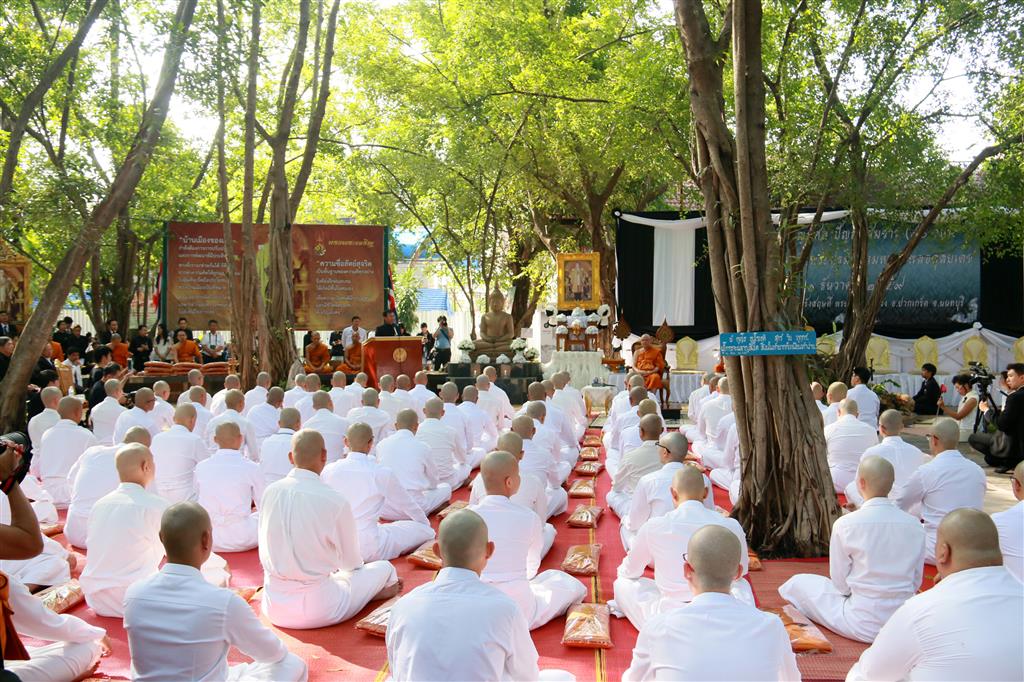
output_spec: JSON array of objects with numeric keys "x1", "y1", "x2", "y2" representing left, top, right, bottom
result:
[{"x1": 362, "y1": 336, "x2": 422, "y2": 388}]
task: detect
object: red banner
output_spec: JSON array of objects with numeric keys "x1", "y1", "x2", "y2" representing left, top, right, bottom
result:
[{"x1": 165, "y1": 222, "x2": 386, "y2": 330}]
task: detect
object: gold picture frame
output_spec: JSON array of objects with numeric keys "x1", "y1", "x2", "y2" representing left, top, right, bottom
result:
[
  {"x1": 0, "y1": 243, "x2": 31, "y2": 326},
  {"x1": 557, "y1": 252, "x2": 601, "y2": 310}
]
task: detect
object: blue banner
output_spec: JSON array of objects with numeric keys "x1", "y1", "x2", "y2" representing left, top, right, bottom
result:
[{"x1": 720, "y1": 331, "x2": 818, "y2": 356}]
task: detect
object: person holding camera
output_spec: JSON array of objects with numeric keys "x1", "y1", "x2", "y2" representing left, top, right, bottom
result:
[
  {"x1": 968, "y1": 363, "x2": 1024, "y2": 473},
  {"x1": 419, "y1": 323, "x2": 434, "y2": 367},
  {"x1": 433, "y1": 316, "x2": 453, "y2": 371}
]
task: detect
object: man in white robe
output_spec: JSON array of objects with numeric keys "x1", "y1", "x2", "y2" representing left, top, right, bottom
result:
[
  {"x1": 622, "y1": 525, "x2": 799, "y2": 682},
  {"x1": 344, "y1": 372, "x2": 369, "y2": 401},
  {"x1": 89, "y1": 378, "x2": 127, "y2": 446},
  {"x1": 293, "y1": 374, "x2": 324, "y2": 424},
  {"x1": 259, "y1": 429, "x2": 400, "y2": 628},
  {"x1": 551, "y1": 372, "x2": 587, "y2": 440},
  {"x1": 780, "y1": 456, "x2": 925, "y2": 642},
  {"x1": 80, "y1": 444, "x2": 228, "y2": 617},
  {"x1": 470, "y1": 452, "x2": 586, "y2": 630},
  {"x1": 150, "y1": 381, "x2": 175, "y2": 432},
  {"x1": 605, "y1": 387, "x2": 648, "y2": 472},
  {"x1": 613, "y1": 465, "x2": 754, "y2": 630},
  {"x1": 124, "y1": 501, "x2": 307, "y2": 681},
  {"x1": 822, "y1": 381, "x2": 848, "y2": 426},
  {"x1": 848, "y1": 509, "x2": 1023, "y2": 681},
  {"x1": 203, "y1": 389, "x2": 261, "y2": 461},
  {"x1": 209, "y1": 374, "x2": 241, "y2": 417},
  {"x1": 524, "y1": 402, "x2": 572, "y2": 483},
  {"x1": 439, "y1": 382, "x2": 473, "y2": 461},
  {"x1": 394, "y1": 374, "x2": 415, "y2": 407},
  {"x1": 691, "y1": 377, "x2": 733, "y2": 459},
  {"x1": 543, "y1": 379, "x2": 580, "y2": 450},
  {"x1": 993, "y1": 461, "x2": 1023, "y2": 582},
  {"x1": 474, "y1": 374, "x2": 504, "y2": 431},
  {"x1": 0, "y1": 491, "x2": 69, "y2": 590},
  {"x1": 378, "y1": 374, "x2": 413, "y2": 422},
  {"x1": 242, "y1": 371, "x2": 272, "y2": 415},
  {"x1": 302, "y1": 392, "x2": 350, "y2": 462},
  {"x1": 247, "y1": 386, "x2": 285, "y2": 449},
  {"x1": 511, "y1": 416, "x2": 569, "y2": 517},
  {"x1": 259, "y1": 407, "x2": 301, "y2": 486},
  {"x1": 194, "y1": 422, "x2": 263, "y2": 552},
  {"x1": 824, "y1": 398, "x2": 879, "y2": 493},
  {"x1": 327, "y1": 371, "x2": 360, "y2": 418},
  {"x1": 282, "y1": 373, "x2": 308, "y2": 408},
  {"x1": 38, "y1": 396, "x2": 97, "y2": 508},
  {"x1": 605, "y1": 374, "x2": 644, "y2": 442},
  {"x1": 377, "y1": 409, "x2": 452, "y2": 515},
  {"x1": 483, "y1": 365, "x2": 515, "y2": 428},
  {"x1": 112, "y1": 387, "x2": 161, "y2": 443},
  {"x1": 682, "y1": 373, "x2": 714, "y2": 442},
  {"x1": 459, "y1": 385, "x2": 499, "y2": 460},
  {"x1": 186, "y1": 385, "x2": 214, "y2": 438},
  {"x1": 150, "y1": 404, "x2": 208, "y2": 503},
  {"x1": 848, "y1": 366, "x2": 881, "y2": 428},
  {"x1": 894, "y1": 417, "x2": 986, "y2": 563},
  {"x1": 346, "y1": 388, "x2": 394, "y2": 443},
  {"x1": 708, "y1": 420, "x2": 741, "y2": 495},
  {"x1": 65, "y1": 426, "x2": 152, "y2": 548},
  {"x1": 416, "y1": 398, "x2": 470, "y2": 489},
  {"x1": 608, "y1": 414, "x2": 664, "y2": 518},
  {"x1": 618, "y1": 399, "x2": 660, "y2": 461},
  {"x1": 386, "y1": 509, "x2": 570, "y2": 682},
  {"x1": 408, "y1": 371, "x2": 435, "y2": 418},
  {"x1": 322, "y1": 422, "x2": 434, "y2": 561},
  {"x1": 4, "y1": 572, "x2": 110, "y2": 682},
  {"x1": 844, "y1": 408, "x2": 928, "y2": 508},
  {"x1": 175, "y1": 369, "x2": 208, "y2": 406},
  {"x1": 27, "y1": 386, "x2": 61, "y2": 447}
]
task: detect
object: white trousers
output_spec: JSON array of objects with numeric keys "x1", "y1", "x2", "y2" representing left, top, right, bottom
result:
[
  {"x1": 4, "y1": 640, "x2": 103, "y2": 682},
  {"x1": 619, "y1": 523, "x2": 637, "y2": 553},
  {"x1": 0, "y1": 536, "x2": 69, "y2": 588},
  {"x1": 695, "y1": 443, "x2": 728, "y2": 470},
  {"x1": 407, "y1": 484, "x2": 452, "y2": 517},
  {"x1": 555, "y1": 461, "x2": 572, "y2": 485},
  {"x1": 830, "y1": 466, "x2": 857, "y2": 494},
  {"x1": 613, "y1": 577, "x2": 755, "y2": 631},
  {"x1": 541, "y1": 523, "x2": 556, "y2": 559},
  {"x1": 226, "y1": 653, "x2": 308, "y2": 681},
  {"x1": 83, "y1": 553, "x2": 230, "y2": 617},
  {"x1": 709, "y1": 467, "x2": 737, "y2": 492},
  {"x1": 490, "y1": 570, "x2": 588, "y2": 630},
  {"x1": 441, "y1": 464, "x2": 471, "y2": 491},
  {"x1": 467, "y1": 447, "x2": 487, "y2": 470},
  {"x1": 63, "y1": 510, "x2": 89, "y2": 548},
  {"x1": 729, "y1": 478, "x2": 741, "y2": 506},
  {"x1": 546, "y1": 486, "x2": 568, "y2": 518},
  {"x1": 559, "y1": 446, "x2": 579, "y2": 468},
  {"x1": 607, "y1": 490, "x2": 631, "y2": 519},
  {"x1": 683, "y1": 426, "x2": 703, "y2": 443},
  {"x1": 212, "y1": 512, "x2": 260, "y2": 552},
  {"x1": 263, "y1": 560, "x2": 398, "y2": 629},
  {"x1": 32, "y1": 499, "x2": 58, "y2": 525},
  {"x1": 366, "y1": 521, "x2": 435, "y2": 562},
  {"x1": 779, "y1": 573, "x2": 902, "y2": 643}
]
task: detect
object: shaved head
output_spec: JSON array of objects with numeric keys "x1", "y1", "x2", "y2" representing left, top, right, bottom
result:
[
  {"x1": 294, "y1": 373, "x2": 307, "y2": 386},
  {"x1": 256, "y1": 372, "x2": 272, "y2": 388},
  {"x1": 827, "y1": 381, "x2": 848, "y2": 404},
  {"x1": 639, "y1": 413, "x2": 664, "y2": 439},
  {"x1": 414, "y1": 371, "x2": 428, "y2": 385},
  {"x1": 838, "y1": 398, "x2": 859, "y2": 417},
  {"x1": 673, "y1": 464, "x2": 707, "y2": 500},
  {"x1": 58, "y1": 395, "x2": 83, "y2": 421},
  {"x1": 527, "y1": 382, "x2": 546, "y2": 401},
  {"x1": 122, "y1": 425, "x2": 152, "y2": 447},
  {"x1": 361, "y1": 388, "x2": 379, "y2": 407},
  {"x1": 628, "y1": 375, "x2": 645, "y2": 389},
  {"x1": 153, "y1": 381, "x2": 171, "y2": 400},
  {"x1": 462, "y1": 385, "x2": 478, "y2": 403},
  {"x1": 395, "y1": 408, "x2": 418, "y2": 431},
  {"x1": 312, "y1": 391, "x2": 332, "y2": 410},
  {"x1": 541, "y1": 380, "x2": 555, "y2": 396},
  {"x1": 189, "y1": 385, "x2": 207, "y2": 405},
  {"x1": 355, "y1": 372, "x2": 368, "y2": 386},
  {"x1": 437, "y1": 509, "x2": 490, "y2": 572},
  {"x1": 483, "y1": 366, "x2": 497, "y2": 380},
  {"x1": 346, "y1": 422, "x2": 374, "y2": 452},
  {"x1": 303, "y1": 374, "x2": 321, "y2": 391},
  {"x1": 475, "y1": 374, "x2": 491, "y2": 389},
  {"x1": 160, "y1": 501, "x2": 211, "y2": 564},
  {"x1": 174, "y1": 403, "x2": 197, "y2": 428},
  {"x1": 929, "y1": 417, "x2": 960, "y2": 450},
  {"x1": 935, "y1": 508, "x2": 1003, "y2": 577},
  {"x1": 638, "y1": 398, "x2": 659, "y2": 417},
  {"x1": 187, "y1": 369, "x2": 203, "y2": 385},
  {"x1": 424, "y1": 398, "x2": 444, "y2": 419},
  {"x1": 134, "y1": 387, "x2": 155, "y2": 411},
  {"x1": 331, "y1": 371, "x2": 347, "y2": 388},
  {"x1": 266, "y1": 386, "x2": 285, "y2": 407},
  {"x1": 224, "y1": 389, "x2": 244, "y2": 411},
  {"x1": 396, "y1": 374, "x2": 412, "y2": 390},
  {"x1": 659, "y1": 432, "x2": 689, "y2": 462},
  {"x1": 290, "y1": 429, "x2": 326, "y2": 473},
  {"x1": 686, "y1": 525, "x2": 743, "y2": 592},
  {"x1": 224, "y1": 374, "x2": 241, "y2": 389},
  {"x1": 628, "y1": 386, "x2": 647, "y2": 405},
  {"x1": 115, "y1": 443, "x2": 154, "y2": 486},
  {"x1": 214, "y1": 421, "x2": 242, "y2": 451},
  {"x1": 511, "y1": 415, "x2": 535, "y2": 440},
  {"x1": 40, "y1": 386, "x2": 61, "y2": 409},
  {"x1": 379, "y1": 374, "x2": 395, "y2": 391},
  {"x1": 440, "y1": 382, "x2": 459, "y2": 402},
  {"x1": 857, "y1": 455, "x2": 895, "y2": 499},
  {"x1": 879, "y1": 409, "x2": 903, "y2": 435},
  {"x1": 480, "y1": 450, "x2": 519, "y2": 496},
  {"x1": 496, "y1": 431, "x2": 523, "y2": 458},
  {"x1": 525, "y1": 401, "x2": 546, "y2": 421},
  {"x1": 278, "y1": 407, "x2": 301, "y2": 430},
  {"x1": 104, "y1": 378, "x2": 122, "y2": 397},
  {"x1": 717, "y1": 377, "x2": 729, "y2": 394}
]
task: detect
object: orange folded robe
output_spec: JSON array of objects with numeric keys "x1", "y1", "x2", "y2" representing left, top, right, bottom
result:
[{"x1": 304, "y1": 342, "x2": 331, "y2": 372}]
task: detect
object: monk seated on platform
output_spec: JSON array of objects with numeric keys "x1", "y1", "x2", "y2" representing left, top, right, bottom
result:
[
  {"x1": 259, "y1": 429, "x2": 400, "y2": 629},
  {"x1": 632, "y1": 334, "x2": 666, "y2": 392},
  {"x1": 172, "y1": 329, "x2": 202, "y2": 364},
  {"x1": 622, "y1": 525, "x2": 799, "y2": 681},
  {"x1": 780, "y1": 456, "x2": 925, "y2": 643},
  {"x1": 124, "y1": 502, "x2": 307, "y2": 681},
  {"x1": 304, "y1": 331, "x2": 331, "y2": 374},
  {"x1": 336, "y1": 333, "x2": 364, "y2": 374}
]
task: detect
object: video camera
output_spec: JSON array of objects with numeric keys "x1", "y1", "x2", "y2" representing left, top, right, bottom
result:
[
  {"x1": 0, "y1": 432, "x2": 33, "y2": 494},
  {"x1": 967, "y1": 362, "x2": 996, "y2": 405}
]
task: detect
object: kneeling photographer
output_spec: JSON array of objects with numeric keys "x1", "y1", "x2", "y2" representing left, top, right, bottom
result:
[
  {"x1": 0, "y1": 433, "x2": 43, "y2": 561},
  {"x1": 968, "y1": 363, "x2": 1024, "y2": 473}
]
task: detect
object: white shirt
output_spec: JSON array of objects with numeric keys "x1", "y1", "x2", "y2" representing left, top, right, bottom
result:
[
  {"x1": 848, "y1": 383, "x2": 881, "y2": 428},
  {"x1": 302, "y1": 408, "x2": 351, "y2": 462},
  {"x1": 328, "y1": 386, "x2": 360, "y2": 418},
  {"x1": 440, "y1": 403, "x2": 471, "y2": 453},
  {"x1": 686, "y1": 384, "x2": 710, "y2": 423},
  {"x1": 377, "y1": 430, "x2": 440, "y2": 496},
  {"x1": 282, "y1": 385, "x2": 306, "y2": 408},
  {"x1": 619, "y1": 500, "x2": 749, "y2": 604},
  {"x1": 151, "y1": 424, "x2": 209, "y2": 502},
  {"x1": 471, "y1": 495, "x2": 542, "y2": 584},
  {"x1": 849, "y1": 566, "x2": 1023, "y2": 681},
  {"x1": 612, "y1": 441, "x2": 663, "y2": 494},
  {"x1": 387, "y1": 567, "x2": 541, "y2": 682},
  {"x1": 151, "y1": 397, "x2": 175, "y2": 432},
  {"x1": 242, "y1": 385, "x2": 268, "y2": 415},
  {"x1": 90, "y1": 395, "x2": 127, "y2": 445},
  {"x1": 992, "y1": 501, "x2": 1023, "y2": 583},
  {"x1": 191, "y1": 401, "x2": 213, "y2": 438},
  {"x1": 294, "y1": 393, "x2": 318, "y2": 424},
  {"x1": 619, "y1": 424, "x2": 643, "y2": 457},
  {"x1": 204, "y1": 408, "x2": 261, "y2": 461},
  {"x1": 519, "y1": 437, "x2": 561, "y2": 488},
  {"x1": 824, "y1": 414, "x2": 879, "y2": 480},
  {"x1": 209, "y1": 388, "x2": 229, "y2": 417},
  {"x1": 489, "y1": 382, "x2": 516, "y2": 426},
  {"x1": 895, "y1": 450, "x2": 987, "y2": 556},
  {"x1": 65, "y1": 444, "x2": 121, "y2": 545},
  {"x1": 850, "y1": 436, "x2": 928, "y2": 504},
  {"x1": 81, "y1": 482, "x2": 168, "y2": 609},
  {"x1": 247, "y1": 401, "x2": 282, "y2": 447},
  {"x1": 611, "y1": 406, "x2": 641, "y2": 452},
  {"x1": 552, "y1": 388, "x2": 586, "y2": 427},
  {"x1": 469, "y1": 470, "x2": 548, "y2": 521},
  {"x1": 62, "y1": 357, "x2": 84, "y2": 387},
  {"x1": 623, "y1": 591, "x2": 800, "y2": 682},
  {"x1": 415, "y1": 418, "x2": 466, "y2": 482},
  {"x1": 380, "y1": 389, "x2": 413, "y2": 421},
  {"x1": 697, "y1": 393, "x2": 733, "y2": 442},
  {"x1": 125, "y1": 563, "x2": 291, "y2": 682},
  {"x1": 28, "y1": 407, "x2": 60, "y2": 447},
  {"x1": 458, "y1": 400, "x2": 499, "y2": 451},
  {"x1": 346, "y1": 405, "x2": 394, "y2": 443},
  {"x1": 201, "y1": 330, "x2": 225, "y2": 356},
  {"x1": 113, "y1": 406, "x2": 160, "y2": 444},
  {"x1": 259, "y1": 428, "x2": 296, "y2": 485},
  {"x1": 38, "y1": 418, "x2": 99, "y2": 506},
  {"x1": 625, "y1": 462, "x2": 714, "y2": 532},
  {"x1": 194, "y1": 449, "x2": 264, "y2": 524},
  {"x1": 828, "y1": 498, "x2": 926, "y2": 632},
  {"x1": 177, "y1": 386, "x2": 210, "y2": 407},
  {"x1": 342, "y1": 325, "x2": 367, "y2": 349},
  {"x1": 407, "y1": 384, "x2": 435, "y2": 418},
  {"x1": 321, "y1": 451, "x2": 429, "y2": 560}
]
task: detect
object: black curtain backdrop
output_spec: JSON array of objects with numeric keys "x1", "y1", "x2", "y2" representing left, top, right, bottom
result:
[{"x1": 614, "y1": 210, "x2": 1023, "y2": 340}]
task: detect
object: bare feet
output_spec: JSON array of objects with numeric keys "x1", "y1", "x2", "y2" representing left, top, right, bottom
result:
[
  {"x1": 67, "y1": 553, "x2": 78, "y2": 572},
  {"x1": 374, "y1": 578, "x2": 403, "y2": 601}
]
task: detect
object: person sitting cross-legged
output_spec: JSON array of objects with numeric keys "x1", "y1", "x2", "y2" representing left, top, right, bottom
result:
[
  {"x1": 194, "y1": 421, "x2": 263, "y2": 552},
  {"x1": 779, "y1": 456, "x2": 926, "y2": 643},
  {"x1": 377, "y1": 409, "x2": 452, "y2": 516},
  {"x1": 415, "y1": 398, "x2": 470, "y2": 489},
  {"x1": 844, "y1": 408, "x2": 928, "y2": 510},
  {"x1": 847, "y1": 508, "x2": 1023, "y2": 681},
  {"x1": 511, "y1": 416, "x2": 569, "y2": 517},
  {"x1": 149, "y1": 404, "x2": 208, "y2": 504},
  {"x1": 607, "y1": 414, "x2": 665, "y2": 518},
  {"x1": 386, "y1": 509, "x2": 575, "y2": 682},
  {"x1": 124, "y1": 502, "x2": 307, "y2": 681},
  {"x1": 622, "y1": 525, "x2": 799, "y2": 681},
  {"x1": 824, "y1": 398, "x2": 879, "y2": 493},
  {"x1": 259, "y1": 429, "x2": 400, "y2": 629},
  {"x1": 992, "y1": 461, "x2": 1023, "y2": 582},
  {"x1": 612, "y1": 465, "x2": 754, "y2": 632}
]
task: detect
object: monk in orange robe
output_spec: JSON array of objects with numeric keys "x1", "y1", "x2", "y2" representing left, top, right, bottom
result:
[
  {"x1": 336, "y1": 339, "x2": 362, "y2": 374},
  {"x1": 633, "y1": 334, "x2": 666, "y2": 391},
  {"x1": 172, "y1": 329, "x2": 202, "y2": 363},
  {"x1": 109, "y1": 334, "x2": 130, "y2": 367},
  {"x1": 304, "y1": 331, "x2": 331, "y2": 373}
]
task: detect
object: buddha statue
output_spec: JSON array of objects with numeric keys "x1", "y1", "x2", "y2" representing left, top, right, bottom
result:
[{"x1": 475, "y1": 291, "x2": 515, "y2": 359}]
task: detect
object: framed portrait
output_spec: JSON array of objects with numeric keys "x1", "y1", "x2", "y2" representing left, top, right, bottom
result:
[
  {"x1": 557, "y1": 252, "x2": 601, "y2": 310},
  {"x1": 0, "y1": 244, "x2": 31, "y2": 325}
]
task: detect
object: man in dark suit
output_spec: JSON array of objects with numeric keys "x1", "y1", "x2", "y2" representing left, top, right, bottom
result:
[
  {"x1": 912, "y1": 362, "x2": 941, "y2": 415},
  {"x1": 374, "y1": 310, "x2": 401, "y2": 337},
  {"x1": 0, "y1": 310, "x2": 17, "y2": 337},
  {"x1": 0, "y1": 336, "x2": 12, "y2": 382},
  {"x1": 969, "y1": 363, "x2": 1024, "y2": 473}
]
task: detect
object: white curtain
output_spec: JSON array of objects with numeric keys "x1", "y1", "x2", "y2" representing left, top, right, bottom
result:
[{"x1": 652, "y1": 224, "x2": 695, "y2": 326}]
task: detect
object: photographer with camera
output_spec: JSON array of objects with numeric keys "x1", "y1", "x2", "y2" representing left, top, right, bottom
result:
[
  {"x1": 433, "y1": 316, "x2": 453, "y2": 371},
  {"x1": 968, "y1": 363, "x2": 1024, "y2": 473}
]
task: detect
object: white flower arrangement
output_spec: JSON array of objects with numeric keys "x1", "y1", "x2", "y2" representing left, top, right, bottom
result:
[
  {"x1": 510, "y1": 337, "x2": 528, "y2": 352},
  {"x1": 523, "y1": 347, "x2": 540, "y2": 361},
  {"x1": 586, "y1": 325, "x2": 599, "y2": 335},
  {"x1": 512, "y1": 351, "x2": 527, "y2": 363},
  {"x1": 496, "y1": 354, "x2": 511, "y2": 364},
  {"x1": 457, "y1": 339, "x2": 476, "y2": 351},
  {"x1": 570, "y1": 319, "x2": 583, "y2": 329},
  {"x1": 572, "y1": 307, "x2": 585, "y2": 318},
  {"x1": 555, "y1": 325, "x2": 568, "y2": 335},
  {"x1": 587, "y1": 313, "x2": 600, "y2": 324},
  {"x1": 476, "y1": 354, "x2": 491, "y2": 365},
  {"x1": 555, "y1": 313, "x2": 567, "y2": 324}
]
